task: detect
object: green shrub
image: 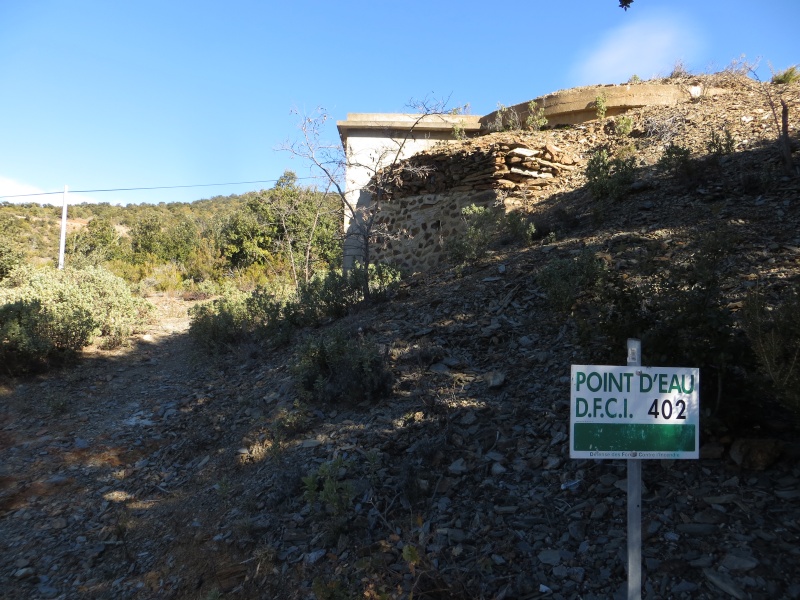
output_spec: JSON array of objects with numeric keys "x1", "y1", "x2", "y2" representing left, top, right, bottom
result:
[
  {"x1": 0, "y1": 265, "x2": 152, "y2": 372},
  {"x1": 364, "y1": 262, "x2": 403, "y2": 300},
  {"x1": 742, "y1": 288, "x2": 800, "y2": 417},
  {"x1": 0, "y1": 239, "x2": 24, "y2": 282},
  {"x1": 581, "y1": 229, "x2": 751, "y2": 420},
  {"x1": 585, "y1": 149, "x2": 635, "y2": 202},
  {"x1": 150, "y1": 262, "x2": 186, "y2": 292},
  {"x1": 526, "y1": 101, "x2": 548, "y2": 131},
  {"x1": 67, "y1": 266, "x2": 154, "y2": 344},
  {"x1": 504, "y1": 211, "x2": 538, "y2": 245},
  {"x1": 293, "y1": 326, "x2": 393, "y2": 405},
  {"x1": 657, "y1": 142, "x2": 701, "y2": 188},
  {"x1": 285, "y1": 264, "x2": 400, "y2": 326},
  {"x1": 290, "y1": 270, "x2": 362, "y2": 324},
  {"x1": 595, "y1": 93, "x2": 608, "y2": 119},
  {"x1": 447, "y1": 204, "x2": 502, "y2": 263},
  {"x1": 302, "y1": 456, "x2": 354, "y2": 515},
  {"x1": 615, "y1": 115, "x2": 634, "y2": 136},
  {"x1": 189, "y1": 264, "x2": 402, "y2": 353},
  {"x1": 245, "y1": 286, "x2": 294, "y2": 346},
  {"x1": 188, "y1": 285, "x2": 249, "y2": 351},
  {"x1": 181, "y1": 278, "x2": 220, "y2": 301},
  {"x1": 739, "y1": 167, "x2": 774, "y2": 195},
  {"x1": 0, "y1": 299, "x2": 69, "y2": 371},
  {"x1": 272, "y1": 400, "x2": 313, "y2": 437},
  {"x1": 771, "y1": 66, "x2": 800, "y2": 84},
  {"x1": 538, "y1": 251, "x2": 605, "y2": 313},
  {"x1": 706, "y1": 127, "x2": 736, "y2": 155},
  {"x1": 628, "y1": 74, "x2": 642, "y2": 84},
  {"x1": 658, "y1": 142, "x2": 691, "y2": 174}
]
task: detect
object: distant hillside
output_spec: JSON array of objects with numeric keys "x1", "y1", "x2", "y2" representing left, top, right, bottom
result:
[{"x1": 0, "y1": 194, "x2": 249, "y2": 267}]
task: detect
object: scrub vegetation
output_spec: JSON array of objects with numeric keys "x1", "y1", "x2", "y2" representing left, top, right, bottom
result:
[{"x1": 2, "y1": 67, "x2": 800, "y2": 600}]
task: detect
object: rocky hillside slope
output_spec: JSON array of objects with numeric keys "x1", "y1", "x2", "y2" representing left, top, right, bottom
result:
[{"x1": 1, "y1": 74, "x2": 799, "y2": 600}]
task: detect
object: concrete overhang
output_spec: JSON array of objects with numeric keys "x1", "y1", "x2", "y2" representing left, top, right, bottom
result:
[{"x1": 337, "y1": 113, "x2": 482, "y2": 144}]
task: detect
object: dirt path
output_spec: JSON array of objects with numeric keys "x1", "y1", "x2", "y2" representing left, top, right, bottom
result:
[
  {"x1": 0, "y1": 296, "x2": 205, "y2": 599},
  {"x1": 2, "y1": 276, "x2": 800, "y2": 599}
]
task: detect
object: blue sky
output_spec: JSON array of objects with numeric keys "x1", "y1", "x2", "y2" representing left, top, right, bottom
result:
[{"x1": 1, "y1": 0, "x2": 797, "y2": 206}]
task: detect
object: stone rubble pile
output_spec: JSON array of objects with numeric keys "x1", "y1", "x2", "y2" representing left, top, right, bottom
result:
[{"x1": 377, "y1": 135, "x2": 579, "y2": 199}]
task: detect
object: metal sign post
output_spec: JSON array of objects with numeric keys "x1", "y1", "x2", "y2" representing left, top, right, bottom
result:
[
  {"x1": 626, "y1": 338, "x2": 642, "y2": 600},
  {"x1": 569, "y1": 340, "x2": 699, "y2": 600}
]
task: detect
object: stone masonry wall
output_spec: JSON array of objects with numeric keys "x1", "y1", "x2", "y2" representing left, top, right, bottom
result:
[
  {"x1": 371, "y1": 189, "x2": 498, "y2": 271},
  {"x1": 369, "y1": 134, "x2": 579, "y2": 271}
]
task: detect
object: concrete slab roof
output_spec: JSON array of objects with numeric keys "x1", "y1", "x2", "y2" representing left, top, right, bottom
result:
[{"x1": 337, "y1": 113, "x2": 482, "y2": 143}]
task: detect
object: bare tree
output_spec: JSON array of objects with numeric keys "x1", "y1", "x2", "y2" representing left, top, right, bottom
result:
[{"x1": 281, "y1": 97, "x2": 462, "y2": 301}]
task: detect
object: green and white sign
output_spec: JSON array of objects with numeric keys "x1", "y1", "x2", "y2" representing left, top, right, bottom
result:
[{"x1": 570, "y1": 365, "x2": 700, "y2": 459}]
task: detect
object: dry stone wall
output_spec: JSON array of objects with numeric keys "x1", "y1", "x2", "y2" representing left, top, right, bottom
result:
[{"x1": 369, "y1": 134, "x2": 580, "y2": 270}]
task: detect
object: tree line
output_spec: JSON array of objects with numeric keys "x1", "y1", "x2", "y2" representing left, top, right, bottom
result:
[{"x1": 0, "y1": 171, "x2": 342, "y2": 292}]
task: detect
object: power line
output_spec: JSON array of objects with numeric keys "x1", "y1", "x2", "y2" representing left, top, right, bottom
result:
[{"x1": 0, "y1": 175, "x2": 321, "y2": 200}]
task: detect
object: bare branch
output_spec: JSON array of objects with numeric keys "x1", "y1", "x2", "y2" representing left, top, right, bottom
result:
[
  {"x1": 749, "y1": 65, "x2": 795, "y2": 176},
  {"x1": 280, "y1": 97, "x2": 460, "y2": 299}
]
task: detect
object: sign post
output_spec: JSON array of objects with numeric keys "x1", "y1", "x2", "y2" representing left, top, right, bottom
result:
[
  {"x1": 570, "y1": 341, "x2": 699, "y2": 599},
  {"x1": 626, "y1": 339, "x2": 642, "y2": 600}
]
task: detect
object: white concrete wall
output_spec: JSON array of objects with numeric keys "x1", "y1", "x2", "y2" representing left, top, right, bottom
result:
[{"x1": 337, "y1": 113, "x2": 481, "y2": 267}]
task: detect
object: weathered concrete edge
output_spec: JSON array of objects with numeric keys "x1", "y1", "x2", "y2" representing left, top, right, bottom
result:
[
  {"x1": 480, "y1": 83, "x2": 729, "y2": 128},
  {"x1": 338, "y1": 113, "x2": 482, "y2": 133}
]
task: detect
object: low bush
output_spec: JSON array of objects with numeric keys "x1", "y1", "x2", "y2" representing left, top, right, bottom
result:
[
  {"x1": 284, "y1": 265, "x2": 401, "y2": 326},
  {"x1": 245, "y1": 286, "x2": 293, "y2": 346},
  {"x1": 771, "y1": 66, "x2": 800, "y2": 85},
  {"x1": 189, "y1": 264, "x2": 402, "y2": 352},
  {"x1": 302, "y1": 456, "x2": 354, "y2": 515},
  {"x1": 181, "y1": 278, "x2": 220, "y2": 301},
  {"x1": 573, "y1": 229, "x2": 755, "y2": 423},
  {"x1": 449, "y1": 204, "x2": 549, "y2": 259},
  {"x1": 0, "y1": 265, "x2": 152, "y2": 373},
  {"x1": 293, "y1": 326, "x2": 393, "y2": 405},
  {"x1": 447, "y1": 204, "x2": 503, "y2": 263},
  {"x1": 595, "y1": 93, "x2": 608, "y2": 119},
  {"x1": 615, "y1": 115, "x2": 634, "y2": 136},
  {"x1": 669, "y1": 60, "x2": 691, "y2": 79},
  {"x1": 706, "y1": 127, "x2": 736, "y2": 155},
  {"x1": 739, "y1": 167, "x2": 774, "y2": 195},
  {"x1": 742, "y1": 288, "x2": 800, "y2": 417},
  {"x1": 504, "y1": 211, "x2": 538, "y2": 245},
  {"x1": 290, "y1": 270, "x2": 363, "y2": 324},
  {"x1": 526, "y1": 101, "x2": 548, "y2": 131},
  {"x1": 585, "y1": 149, "x2": 635, "y2": 202},
  {"x1": 187, "y1": 285, "x2": 249, "y2": 351},
  {"x1": 657, "y1": 142, "x2": 700, "y2": 187},
  {"x1": 68, "y1": 266, "x2": 155, "y2": 343},
  {"x1": 538, "y1": 250, "x2": 605, "y2": 313},
  {"x1": 658, "y1": 142, "x2": 691, "y2": 174}
]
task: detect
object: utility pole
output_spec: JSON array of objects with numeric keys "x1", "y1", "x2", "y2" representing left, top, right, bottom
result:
[{"x1": 58, "y1": 185, "x2": 68, "y2": 269}]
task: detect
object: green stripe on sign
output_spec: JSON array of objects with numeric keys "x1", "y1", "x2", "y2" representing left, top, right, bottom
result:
[{"x1": 573, "y1": 423, "x2": 696, "y2": 452}]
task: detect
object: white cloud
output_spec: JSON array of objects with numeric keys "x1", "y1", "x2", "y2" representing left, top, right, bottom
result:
[
  {"x1": 0, "y1": 176, "x2": 98, "y2": 205},
  {"x1": 571, "y1": 14, "x2": 705, "y2": 85}
]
